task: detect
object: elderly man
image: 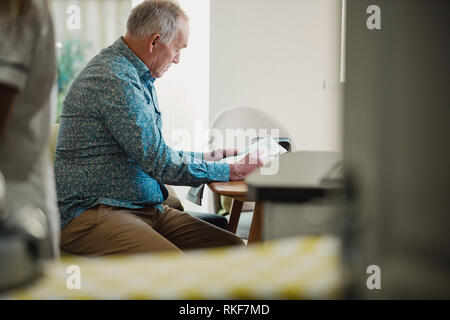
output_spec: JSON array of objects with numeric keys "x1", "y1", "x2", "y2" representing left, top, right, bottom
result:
[{"x1": 55, "y1": 0, "x2": 261, "y2": 256}]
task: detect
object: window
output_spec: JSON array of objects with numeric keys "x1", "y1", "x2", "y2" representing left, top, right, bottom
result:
[{"x1": 51, "y1": 0, "x2": 132, "y2": 121}]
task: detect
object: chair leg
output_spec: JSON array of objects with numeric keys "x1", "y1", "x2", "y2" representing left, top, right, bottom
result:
[
  {"x1": 248, "y1": 202, "x2": 263, "y2": 244},
  {"x1": 212, "y1": 192, "x2": 221, "y2": 214},
  {"x1": 227, "y1": 199, "x2": 243, "y2": 234}
]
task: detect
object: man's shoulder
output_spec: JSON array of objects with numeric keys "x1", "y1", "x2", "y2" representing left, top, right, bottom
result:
[
  {"x1": 80, "y1": 45, "x2": 140, "y2": 84},
  {"x1": 64, "y1": 48, "x2": 143, "y2": 111}
]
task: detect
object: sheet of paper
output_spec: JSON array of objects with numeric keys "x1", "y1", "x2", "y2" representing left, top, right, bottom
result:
[{"x1": 220, "y1": 136, "x2": 288, "y2": 165}]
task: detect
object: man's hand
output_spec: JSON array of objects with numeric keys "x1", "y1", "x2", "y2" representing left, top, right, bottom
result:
[
  {"x1": 204, "y1": 148, "x2": 239, "y2": 162},
  {"x1": 228, "y1": 151, "x2": 265, "y2": 181}
]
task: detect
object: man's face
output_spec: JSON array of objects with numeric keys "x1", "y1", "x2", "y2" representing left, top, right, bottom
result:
[{"x1": 150, "y1": 18, "x2": 189, "y2": 78}]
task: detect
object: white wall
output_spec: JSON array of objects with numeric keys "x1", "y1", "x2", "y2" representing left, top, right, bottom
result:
[{"x1": 210, "y1": 0, "x2": 344, "y2": 152}]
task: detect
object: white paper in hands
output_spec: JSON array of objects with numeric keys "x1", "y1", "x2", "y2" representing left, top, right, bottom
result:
[{"x1": 220, "y1": 136, "x2": 288, "y2": 165}]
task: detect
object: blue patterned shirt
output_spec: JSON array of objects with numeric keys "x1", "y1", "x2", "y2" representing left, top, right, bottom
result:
[{"x1": 55, "y1": 37, "x2": 230, "y2": 229}]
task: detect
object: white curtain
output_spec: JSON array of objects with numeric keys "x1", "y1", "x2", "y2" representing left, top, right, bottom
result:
[{"x1": 50, "y1": 0, "x2": 132, "y2": 62}]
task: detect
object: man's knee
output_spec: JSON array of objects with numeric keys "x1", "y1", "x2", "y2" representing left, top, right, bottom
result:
[
  {"x1": 187, "y1": 211, "x2": 228, "y2": 230},
  {"x1": 221, "y1": 231, "x2": 246, "y2": 247}
]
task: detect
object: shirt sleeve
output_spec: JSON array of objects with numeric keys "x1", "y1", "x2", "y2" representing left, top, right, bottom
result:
[
  {"x1": 97, "y1": 74, "x2": 230, "y2": 186},
  {"x1": 0, "y1": 12, "x2": 37, "y2": 90}
]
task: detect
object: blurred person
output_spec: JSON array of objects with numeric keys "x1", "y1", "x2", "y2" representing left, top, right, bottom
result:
[
  {"x1": 56, "y1": 0, "x2": 263, "y2": 256},
  {"x1": 0, "y1": 0, "x2": 60, "y2": 258}
]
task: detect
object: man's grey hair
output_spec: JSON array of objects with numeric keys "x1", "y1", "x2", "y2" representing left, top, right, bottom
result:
[{"x1": 127, "y1": 0, "x2": 188, "y2": 44}]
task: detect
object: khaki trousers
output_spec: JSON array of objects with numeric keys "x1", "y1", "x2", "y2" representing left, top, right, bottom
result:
[{"x1": 60, "y1": 204, "x2": 245, "y2": 256}]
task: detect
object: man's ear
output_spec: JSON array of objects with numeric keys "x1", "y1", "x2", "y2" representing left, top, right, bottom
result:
[{"x1": 148, "y1": 34, "x2": 161, "y2": 53}]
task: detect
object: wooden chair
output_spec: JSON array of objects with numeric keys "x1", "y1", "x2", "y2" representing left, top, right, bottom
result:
[{"x1": 208, "y1": 181, "x2": 264, "y2": 244}]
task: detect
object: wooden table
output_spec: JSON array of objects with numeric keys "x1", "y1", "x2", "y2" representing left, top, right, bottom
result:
[{"x1": 207, "y1": 181, "x2": 263, "y2": 244}]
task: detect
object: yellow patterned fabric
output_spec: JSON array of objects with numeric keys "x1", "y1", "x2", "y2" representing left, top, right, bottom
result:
[{"x1": 4, "y1": 236, "x2": 343, "y2": 300}]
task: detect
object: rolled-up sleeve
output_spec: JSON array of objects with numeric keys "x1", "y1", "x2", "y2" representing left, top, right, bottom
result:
[{"x1": 96, "y1": 74, "x2": 230, "y2": 187}]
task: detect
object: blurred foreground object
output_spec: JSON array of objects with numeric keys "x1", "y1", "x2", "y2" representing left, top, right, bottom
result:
[
  {"x1": 0, "y1": 171, "x2": 50, "y2": 291},
  {"x1": 343, "y1": 0, "x2": 450, "y2": 299},
  {"x1": 0, "y1": 0, "x2": 60, "y2": 291},
  {"x1": 3, "y1": 236, "x2": 341, "y2": 299}
]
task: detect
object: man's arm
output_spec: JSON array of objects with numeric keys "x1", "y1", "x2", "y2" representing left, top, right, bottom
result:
[
  {"x1": 203, "y1": 149, "x2": 263, "y2": 180},
  {"x1": 97, "y1": 75, "x2": 229, "y2": 186}
]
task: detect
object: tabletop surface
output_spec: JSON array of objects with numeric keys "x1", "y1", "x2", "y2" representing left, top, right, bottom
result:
[
  {"x1": 243, "y1": 151, "x2": 343, "y2": 203},
  {"x1": 208, "y1": 152, "x2": 342, "y2": 202},
  {"x1": 207, "y1": 181, "x2": 248, "y2": 197},
  {"x1": 246, "y1": 151, "x2": 342, "y2": 189}
]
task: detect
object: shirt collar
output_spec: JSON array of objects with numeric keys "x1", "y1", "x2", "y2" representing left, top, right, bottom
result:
[{"x1": 114, "y1": 37, "x2": 156, "y2": 85}]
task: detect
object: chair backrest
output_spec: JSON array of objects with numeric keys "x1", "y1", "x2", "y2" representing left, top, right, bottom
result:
[
  {"x1": 210, "y1": 107, "x2": 295, "y2": 151},
  {"x1": 209, "y1": 107, "x2": 295, "y2": 214}
]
